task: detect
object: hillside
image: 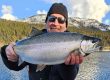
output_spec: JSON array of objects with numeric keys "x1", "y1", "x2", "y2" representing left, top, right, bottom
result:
[
  {"x1": 0, "y1": 19, "x2": 44, "y2": 46},
  {"x1": 0, "y1": 19, "x2": 110, "y2": 50}
]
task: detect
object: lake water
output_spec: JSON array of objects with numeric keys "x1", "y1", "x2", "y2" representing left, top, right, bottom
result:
[{"x1": 0, "y1": 51, "x2": 110, "y2": 80}]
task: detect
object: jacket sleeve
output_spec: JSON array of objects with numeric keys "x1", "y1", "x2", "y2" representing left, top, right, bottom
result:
[{"x1": 1, "y1": 45, "x2": 27, "y2": 71}]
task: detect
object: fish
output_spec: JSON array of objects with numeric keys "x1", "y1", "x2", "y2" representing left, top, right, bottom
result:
[{"x1": 13, "y1": 28, "x2": 101, "y2": 65}]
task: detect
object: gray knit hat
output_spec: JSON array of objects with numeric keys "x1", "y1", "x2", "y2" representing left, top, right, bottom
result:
[{"x1": 45, "y1": 3, "x2": 68, "y2": 27}]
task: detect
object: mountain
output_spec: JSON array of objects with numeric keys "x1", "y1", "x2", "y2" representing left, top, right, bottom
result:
[
  {"x1": 23, "y1": 14, "x2": 46, "y2": 24},
  {"x1": 69, "y1": 17, "x2": 110, "y2": 31},
  {"x1": 1, "y1": 14, "x2": 110, "y2": 31},
  {"x1": 22, "y1": 14, "x2": 110, "y2": 31}
]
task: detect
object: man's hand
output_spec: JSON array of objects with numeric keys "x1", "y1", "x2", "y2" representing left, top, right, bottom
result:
[
  {"x1": 5, "y1": 42, "x2": 18, "y2": 62},
  {"x1": 65, "y1": 51, "x2": 84, "y2": 65}
]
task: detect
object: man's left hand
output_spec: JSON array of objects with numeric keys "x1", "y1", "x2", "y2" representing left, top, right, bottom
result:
[{"x1": 65, "y1": 52, "x2": 84, "y2": 65}]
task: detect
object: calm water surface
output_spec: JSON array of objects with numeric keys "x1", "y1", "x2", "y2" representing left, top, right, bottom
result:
[{"x1": 0, "y1": 51, "x2": 110, "y2": 80}]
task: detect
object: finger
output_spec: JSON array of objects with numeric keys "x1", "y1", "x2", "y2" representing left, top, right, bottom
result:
[
  {"x1": 7, "y1": 54, "x2": 18, "y2": 62},
  {"x1": 8, "y1": 58, "x2": 17, "y2": 62},
  {"x1": 79, "y1": 55, "x2": 84, "y2": 64},
  {"x1": 74, "y1": 55, "x2": 80, "y2": 64},
  {"x1": 70, "y1": 54, "x2": 75, "y2": 64},
  {"x1": 7, "y1": 55, "x2": 18, "y2": 60},
  {"x1": 9, "y1": 43, "x2": 16, "y2": 56},
  {"x1": 6, "y1": 47, "x2": 16, "y2": 58},
  {"x1": 65, "y1": 55, "x2": 71, "y2": 65},
  {"x1": 6, "y1": 48, "x2": 13, "y2": 60},
  {"x1": 7, "y1": 43, "x2": 16, "y2": 56},
  {"x1": 75, "y1": 55, "x2": 84, "y2": 64},
  {"x1": 5, "y1": 42, "x2": 18, "y2": 61}
]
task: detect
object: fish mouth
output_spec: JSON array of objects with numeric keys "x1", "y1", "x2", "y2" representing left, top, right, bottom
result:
[
  {"x1": 91, "y1": 41, "x2": 101, "y2": 52},
  {"x1": 80, "y1": 42, "x2": 101, "y2": 56}
]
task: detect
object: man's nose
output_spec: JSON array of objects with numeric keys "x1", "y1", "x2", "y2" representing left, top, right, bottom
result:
[{"x1": 54, "y1": 19, "x2": 59, "y2": 25}]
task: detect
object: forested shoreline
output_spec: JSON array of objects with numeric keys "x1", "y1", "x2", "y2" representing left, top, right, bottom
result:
[{"x1": 0, "y1": 19, "x2": 110, "y2": 50}]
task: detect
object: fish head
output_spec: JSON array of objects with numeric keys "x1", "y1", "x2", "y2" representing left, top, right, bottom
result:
[{"x1": 80, "y1": 35, "x2": 101, "y2": 56}]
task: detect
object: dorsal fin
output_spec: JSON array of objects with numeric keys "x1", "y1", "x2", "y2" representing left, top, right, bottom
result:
[{"x1": 28, "y1": 27, "x2": 44, "y2": 37}]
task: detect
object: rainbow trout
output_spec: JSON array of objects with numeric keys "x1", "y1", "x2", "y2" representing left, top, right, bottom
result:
[{"x1": 14, "y1": 29, "x2": 101, "y2": 65}]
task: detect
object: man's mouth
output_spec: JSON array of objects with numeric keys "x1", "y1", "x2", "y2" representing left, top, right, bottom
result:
[{"x1": 50, "y1": 27, "x2": 58, "y2": 29}]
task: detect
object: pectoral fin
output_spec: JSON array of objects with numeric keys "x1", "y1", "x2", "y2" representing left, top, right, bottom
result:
[
  {"x1": 36, "y1": 64, "x2": 46, "y2": 72},
  {"x1": 18, "y1": 57, "x2": 24, "y2": 66}
]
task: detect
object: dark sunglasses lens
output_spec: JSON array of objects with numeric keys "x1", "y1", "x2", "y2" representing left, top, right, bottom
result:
[
  {"x1": 48, "y1": 17, "x2": 56, "y2": 22},
  {"x1": 48, "y1": 16, "x2": 66, "y2": 24},
  {"x1": 58, "y1": 18, "x2": 66, "y2": 24}
]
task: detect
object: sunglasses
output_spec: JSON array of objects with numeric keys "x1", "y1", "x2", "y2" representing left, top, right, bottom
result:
[{"x1": 48, "y1": 16, "x2": 66, "y2": 24}]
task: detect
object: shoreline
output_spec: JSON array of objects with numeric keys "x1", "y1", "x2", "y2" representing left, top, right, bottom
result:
[
  {"x1": 102, "y1": 47, "x2": 110, "y2": 51},
  {"x1": 101, "y1": 50, "x2": 110, "y2": 51}
]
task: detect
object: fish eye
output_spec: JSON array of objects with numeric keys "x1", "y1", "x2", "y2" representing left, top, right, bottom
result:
[{"x1": 92, "y1": 38, "x2": 99, "y2": 43}]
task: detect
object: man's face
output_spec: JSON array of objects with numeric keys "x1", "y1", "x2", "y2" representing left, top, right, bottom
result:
[{"x1": 46, "y1": 14, "x2": 67, "y2": 32}]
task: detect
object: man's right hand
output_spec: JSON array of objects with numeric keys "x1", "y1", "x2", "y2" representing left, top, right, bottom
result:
[{"x1": 5, "y1": 42, "x2": 18, "y2": 62}]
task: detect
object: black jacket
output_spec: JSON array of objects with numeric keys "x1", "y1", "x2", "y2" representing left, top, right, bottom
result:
[{"x1": 0, "y1": 29, "x2": 79, "y2": 80}]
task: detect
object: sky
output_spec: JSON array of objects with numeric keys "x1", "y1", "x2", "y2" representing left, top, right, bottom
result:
[{"x1": 0, "y1": 0, "x2": 110, "y2": 25}]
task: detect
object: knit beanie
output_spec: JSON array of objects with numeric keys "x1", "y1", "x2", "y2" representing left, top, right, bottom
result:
[{"x1": 45, "y1": 3, "x2": 68, "y2": 27}]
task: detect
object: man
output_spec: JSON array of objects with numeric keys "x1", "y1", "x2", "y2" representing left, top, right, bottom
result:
[{"x1": 1, "y1": 3, "x2": 84, "y2": 80}]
